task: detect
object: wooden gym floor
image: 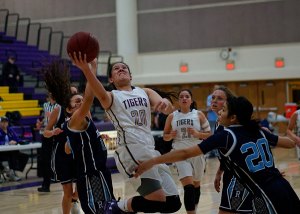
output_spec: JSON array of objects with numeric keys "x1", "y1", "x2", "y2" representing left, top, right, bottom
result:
[{"x1": 0, "y1": 147, "x2": 299, "y2": 214}]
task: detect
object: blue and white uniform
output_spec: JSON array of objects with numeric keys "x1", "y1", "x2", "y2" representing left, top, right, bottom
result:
[
  {"x1": 199, "y1": 125, "x2": 300, "y2": 214},
  {"x1": 63, "y1": 118, "x2": 113, "y2": 214},
  {"x1": 215, "y1": 123, "x2": 253, "y2": 213},
  {"x1": 50, "y1": 106, "x2": 76, "y2": 184},
  {"x1": 171, "y1": 109, "x2": 209, "y2": 180},
  {"x1": 106, "y1": 87, "x2": 178, "y2": 196}
]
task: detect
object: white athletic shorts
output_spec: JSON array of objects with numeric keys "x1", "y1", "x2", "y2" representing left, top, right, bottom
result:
[
  {"x1": 175, "y1": 155, "x2": 206, "y2": 181},
  {"x1": 114, "y1": 144, "x2": 179, "y2": 196}
]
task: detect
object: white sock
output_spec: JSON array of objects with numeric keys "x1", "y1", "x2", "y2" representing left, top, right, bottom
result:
[{"x1": 117, "y1": 199, "x2": 128, "y2": 211}]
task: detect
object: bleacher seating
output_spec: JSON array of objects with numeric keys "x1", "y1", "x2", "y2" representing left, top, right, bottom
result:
[
  {"x1": 0, "y1": 33, "x2": 82, "y2": 82},
  {"x1": 0, "y1": 31, "x2": 85, "y2": 107},
  {"x1": 0, "y1": 86, "x2": 42, "y2": 117}
]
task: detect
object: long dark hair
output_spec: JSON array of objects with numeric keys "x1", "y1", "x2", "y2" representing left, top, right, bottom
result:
[
  {"x1": 226, "y1": 96, "x2": 260, "y2": 133},
  {"x1": 153, "y1": 88, "x2": 177, "y2": 104},
  {"x1": 43, "y1": 60, "x2": 73, "y2": 110}
]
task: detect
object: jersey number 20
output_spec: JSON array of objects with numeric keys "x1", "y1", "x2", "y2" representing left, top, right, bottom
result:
[{"x1": 240, "y1": 138, "x2": 274, "y2": 173}]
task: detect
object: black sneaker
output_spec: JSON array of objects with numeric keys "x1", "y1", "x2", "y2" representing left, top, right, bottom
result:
[{"x1": 37, "y1": 187, "x2": 50, "y2": 192}]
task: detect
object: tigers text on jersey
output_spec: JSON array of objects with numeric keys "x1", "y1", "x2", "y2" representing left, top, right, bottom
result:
[
  {"x1": 106, "y1": 87, "x2": 179, "y2": 196},
  {"x1": 106, "y1": 87, "x2": 154, "y2": 148},
  {"x1": 171, "y1": 109, "x2": 202, "y2": 149}
]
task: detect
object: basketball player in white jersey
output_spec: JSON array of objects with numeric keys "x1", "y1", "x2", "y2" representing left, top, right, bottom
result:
[
  {"x1": 163, "y1": 89, "x2": 211, "y2": 214},
  {"x1": 287, "y1": 108, "x2": 300, "y2": 159},
  {"x1": 72, "y1": 53, "x2": 181, "y2": 213}
]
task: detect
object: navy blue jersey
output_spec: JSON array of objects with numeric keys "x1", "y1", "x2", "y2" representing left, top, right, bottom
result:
[
  {"x1": 199, "y1": 125, "x2": 300, "y2": 213},
  {"x1": 63, "y1": 118, "x2": 108, "y2": 179},
  {"x1": 53, "y1": 106, "x2": 67, "y2": 144},
  {"x1": 51, "y1": 106, "x2": 76, "y2": 183},
  {"x1": 199, "y1": 125, "x2": 279, "y2": 183},
  {"x1": 214, "y1": 123, "x2": 224, "y2": 134}
]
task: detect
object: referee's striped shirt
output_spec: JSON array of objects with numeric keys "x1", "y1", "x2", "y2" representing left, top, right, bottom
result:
[{"x1": 43, "y1": 101, "x2": 59, "y2": 128}]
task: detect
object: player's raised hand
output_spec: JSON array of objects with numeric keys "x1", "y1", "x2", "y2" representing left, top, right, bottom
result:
[{"x1": 69, "y1": 51, "x2": 89, "y2": 72}]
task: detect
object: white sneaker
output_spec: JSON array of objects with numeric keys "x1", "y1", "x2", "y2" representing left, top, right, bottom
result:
[
  {"x1": 71, "y1": 201, "x2": 81, "y2": 214},
  {"x1": 7, "y1": 170, "x2": 21, "y2": 182},
  {"x1": 8, "y1": 174, "x2": 21, "y2": 182}
]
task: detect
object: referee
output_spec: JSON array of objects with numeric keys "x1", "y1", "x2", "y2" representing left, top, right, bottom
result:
[{"x1": 37, "y1": 93, "x2": 58, "y2": 192}]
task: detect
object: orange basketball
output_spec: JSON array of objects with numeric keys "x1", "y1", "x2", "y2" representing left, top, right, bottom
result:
[{"x1": 67, "y1": 31, "x2": 99, "y2": 62}]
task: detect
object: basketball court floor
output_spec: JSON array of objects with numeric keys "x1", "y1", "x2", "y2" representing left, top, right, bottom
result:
[{"x1": 0, "y1": 147, "x2": 299, "y2": 214}]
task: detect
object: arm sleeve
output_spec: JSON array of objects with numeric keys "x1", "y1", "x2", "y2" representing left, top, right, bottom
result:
[
  {"x1": 198, "y1": 131, "x2": 229, "y2": 154},
  {"x1": 262, "y1": 129, "x2": 279, "y2": 146}
]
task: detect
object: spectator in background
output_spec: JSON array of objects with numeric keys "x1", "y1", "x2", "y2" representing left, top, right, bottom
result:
[
  {"x1": 206, "y1": 85, "x2": 220, "y2": 131},
  {"x1": 1, "y1": 56, "x2": 21, "y2": 92},
  {"x1": 0, "y1": 116, "x2": 24, "y2": 181},
  {"x1": 206, "y1": 85, "x2": 220, "y2": 158}
]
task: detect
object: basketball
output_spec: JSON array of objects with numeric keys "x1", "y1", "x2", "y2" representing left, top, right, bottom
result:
[{"x1": 67, "y1": 31, "x2": 100, "y2": 63}]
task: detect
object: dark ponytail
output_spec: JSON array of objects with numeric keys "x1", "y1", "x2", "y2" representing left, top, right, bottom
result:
[
  {"x1": 226, "y1": 96, "x2": 260, "y2": 133},
  {"x1": 153, "y1": 88, "x2": 178, "y2": 104},
  {"x1": 43, "y1": 60, "x2": 72, "y2": 109}
]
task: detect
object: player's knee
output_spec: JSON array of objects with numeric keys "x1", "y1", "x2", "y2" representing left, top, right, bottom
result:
[{"x1": 184, "y1": 184, "x2": 195, "y2": 211}]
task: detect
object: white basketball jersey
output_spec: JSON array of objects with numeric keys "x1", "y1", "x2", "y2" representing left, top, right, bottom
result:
[
  {"x1": 171, "y1": 109, "x2": 202, "y2": 149},
  {"x1": 295, "y1": 110, "x2": 300, "y2": 136},
  {"x1": 106, "y1": 87, "x2": 154, "y2": 148}
]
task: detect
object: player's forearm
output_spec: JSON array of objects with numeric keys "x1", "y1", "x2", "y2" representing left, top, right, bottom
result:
[
  {"x1": 153, "y1": 146, "x2": 200, "y2": 165},
  {"x1": 286, "y1": 129, "x2": 298, "y2": 142},
  {"x1": 81, "y1": 67, "x2": 111, "y2": 108},
  {"x1": 152, "y1": 149, "x2": 189, "y2": 165}
]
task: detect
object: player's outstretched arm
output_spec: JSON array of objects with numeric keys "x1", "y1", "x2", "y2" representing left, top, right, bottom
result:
[
  {"x1": 144, "y1": 88, "x2": 174, "y2": 115},
  {"x1": 134, "y1": 145, "x2": 202, "y2": 177},
  {"x1": 277, "y1": 136, "x2": 299, "y2": 148},
  {"x1": 70, "y1": 53, "x2": 112, "y2": 110}
]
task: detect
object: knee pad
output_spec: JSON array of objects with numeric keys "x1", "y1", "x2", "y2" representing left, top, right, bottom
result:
[
  {"x1": 162, "y1": 195, "x2": 182, "y2": 213},
  {"x1": 184, "y1": 184, "x2": 195, "y2": 211},
  {"x1": 131, "y1": 195, "x2": 181, "y2": 213},
  {"x1": 131, "y1": 196, "x2": 165, "y2": 213},
  {"x1": 194, "y1": 186, "x2": 201, "y2": 205}
]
